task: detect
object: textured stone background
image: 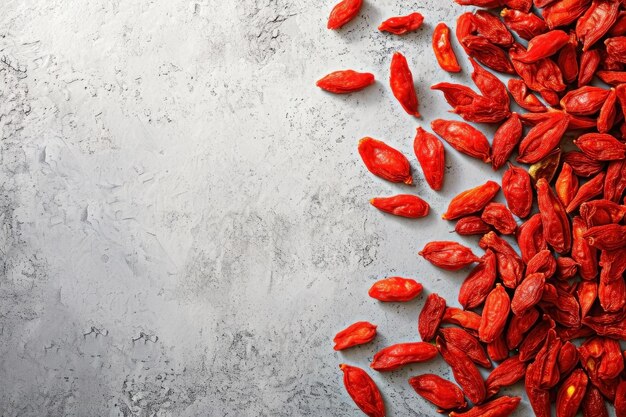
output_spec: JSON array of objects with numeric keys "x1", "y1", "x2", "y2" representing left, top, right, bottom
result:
[{"x1": 0, "y1": 1, "x2": 529, "y2": 416}]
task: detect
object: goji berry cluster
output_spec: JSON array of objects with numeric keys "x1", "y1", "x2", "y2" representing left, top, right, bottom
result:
[{"x1": 320, "y1": 0, "x2": 626, "y2": 416}]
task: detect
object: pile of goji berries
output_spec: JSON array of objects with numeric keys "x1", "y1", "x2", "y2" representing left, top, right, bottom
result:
[{"x1": 320, "y1": 0, "x2": 626, "y2": 416}]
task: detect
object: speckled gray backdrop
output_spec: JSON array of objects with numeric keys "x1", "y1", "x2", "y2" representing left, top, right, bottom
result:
[{"x1": 0, "y1": 1, "x2": 530, "y2": 416}]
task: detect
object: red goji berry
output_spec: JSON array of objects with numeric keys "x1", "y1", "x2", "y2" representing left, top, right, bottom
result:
[
  {"x1": 409, "y1": 374, "x2": 467, "y2": 411},
  {"x1": 327, "y1": 0, "x2": 362, "y2": 30},
  {"x1": 432, "y1": 23, "x2": 461, "y2": 72},
  {"x1": 368, "y1": 277, "x2": 423, "y2": 302},
  {"x1": 370, "y1": 342, "x2": 438, "y2": 372},
  {"x1": 390, "y1": 52, "x2": 420, "y2": 117},
  {"x1": 316, "y1": 70, "x2": 375, "y2": 94},
  {"x1": 339, "y1": 364, "x2": 385, "y2": 417},
  {"x1": 358, "y1": 137, "x2": 413, "y2": 184},
  {"x1": 378, "y1": 12, "x2": 424, "y2": 35},
  {"x1": 370, "y1": 195, "x2": 429, "y2": 218},
  {"x1": 418, "y1": 293, "x2": 447, "y2": 340},
  {"x1": 334, "y1": 321, "x2": 377, "y2": 350},
  {"x1": 443, "y1": 181, "x2": 500, "y2": 220},
  {"x1": 413, "y1": 127, "x2": 445, "y2": 191}
]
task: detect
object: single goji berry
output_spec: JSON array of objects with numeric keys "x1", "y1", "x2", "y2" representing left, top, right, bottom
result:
[
  {"x1": 368, "y1": 277, "x2": 423, "y2": 302},
  {"x1": 413, "y1": 127, "x2": 445, "y2": 191},
  {"x1": 584, "y1": 224, "x2": 626, "y2": 250},
  {"x1": 418, "y1": 293, "x2": 447, "y2": 341},
  {"x1": 436, "y1": 336, "x2": 487, "y2": 404},
  {"x1": 555, "y1": 162, "x2": 579, "y2": 207},
  {"x1": 334, "y1": 321, "x2": 377, "y2": 350},
  {"x1": 574, "y1": 133, "x2": 626, "y2": 161},
  {"x1": 583, "y1": 385, "x2": 609, "y2": 417},
  {"x1": 517, "y1": 112, "x2": 569, "y2": 164},
  {"x1": 578, "y1": 280, "x2": 598, "y2": 318},
  {"x1": 511, "y1": 30, "x2": 570, "y2": 63},
  {"x1": 316, "y1": 70, "x2": 375, "y2": 94},
  {"x1": 557, "y1": 341, "x2": 579, "y2": 377},
  {"x1": 578, "y1": 49, "x2": 602, "y2": 87},
  {"x1": 442, "y1": 308, "x2": 482, "y2": 332},
  {"x1": 459, "y1": 249, "x2": 497, "y2": 309},
  {"x1": 440, "y1": 327, "x2": 491, "y2": 368},
  {"x1": 501, "y1": 8, "x2": 548, "y2": 40},
  {"x1": 442, "y1": 181, "x2": 500, "y2": 220},
  {"x1": 339, "y1": 364, "x2": 385, "y2": 417},
  {"x1": 543, "y1": 0, "x2": 592, "y2": 29},
  {"x1": 390, "y1": 52, "x2": 420, "y2": 117},
  {"x1": 378, "y1": 12, "x2": 424, "y2": 35},
  {"x1": 537, "y1": 178, "x2": 572, "y2": 253},
  {"x1": 572, "y1": 216, "x2": 598, "y2": 280},
  {"x1": 516, "y1": 213, "x2": 547, "y2": 263},
  {"x1": 556, "y1": 31, "x2": 578, "y2": 84},
  {"x1": 511, "y1": 272, "x2": 546, "y2": 315},
  {"x1": 526, "y1": 250, "x2": 557, "y2": 278},
  {"x1": 419, "y1": 241, "x2": 480, "y2": 271},
  {"x1": 432, "y1": 23, "x2": 461, "y2": 72},
  {"x1": 408, "y1": 374, "x2": 467, "y2": 411},
  {"x1": 556, "y1": 369, "x2": 588, "y2": 417},
  {"x1": 485, "y1": 355, "x2": 526, "y2": 397},
  {"x1": 566, "y1": 171, "x2": 606, "y2": 213},
  {"x1": 507, "y1": 80, "x2": 546, "y2": 113},
  {"x1": 473, "y1": 10, "x2": 515, "y2": 47},
  {"x1": 502, "y1": 163, "x2": 533, "y2": 218},
  {"x1": 455, "y1": 216, "x2": 492, "y2": 236},
  {"x1": 370, "y1": 195, "x2": 429, "y2": 218},
  {"x1": 576, "y1": 0, "x2": 621, "y2": 50},
  {"x1": 563, "y1": 151, "x2": 606, "y2": 177},
  {"x1": 358, "y1": 137, "x2": 413, "y2": 184},
  {"x1": 481, "y1": 202, "x2": 518, "y2": 234},
  {"x1": 479, "y1": 284, "x2": 510, "y2": 343},
  {"x1": 506, "y1": 307, "x2": 540, "y2": 349},
  {"x1": 370, "y1": 342, "x2": 438, "y2": 371},
  {"x1": 327, "y1": 0, "x2": 362, "y2": 30},
  {"x1": 462, "y1": 35, "x2": 516, "y2": 74},
  {"x1": 561, "y1": 86, "x2": 611, "y2": 115}
]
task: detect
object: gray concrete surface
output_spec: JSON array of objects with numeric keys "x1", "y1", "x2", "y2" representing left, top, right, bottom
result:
[{"x1": 0, "y1": 1, "x2": 530, "y2": 416}]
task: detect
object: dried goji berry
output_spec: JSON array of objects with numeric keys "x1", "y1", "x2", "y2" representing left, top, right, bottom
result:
[
  {"x1": 502, "y1": 163, "x2": 533, "y2": 218},
  {"x1": 566, "y1": 171, "x2": 606, "y2": 213},
  {"x1": 455, "y1": 216, "x2": 492, "y2": 236},
  {"x1": 485, "y1": 355, "x2": 526, "y2": 397},
  {"x1": 578, "y1": 49, "x2": 602, "y2": 87},
  {"x1": 511, "y1": 272, "x2": 546, "y2": 315},
  {"x1": 370, "y1": 195, "x2": 430, "y2": 218},
  {"x1": 501, "y1": 8, "x2": 548, "y2": 40},
  {"x1": 459, "y1": 249, "x2": 497, "y2": 309},
  {"x1": 440, "y1": 327, "x2": 491, "y2": 368},
  {"x1": 561, "y1": 86, "x2": 611, "y2": 115},
  {"x1": 390, "y1": 52, "x2": 420, "y2": 117},
  {"x1": 481, "y1": 202, "x2": 518, "y2": 234},
  {"x1": 413, "y1": 127, "x2": 445, "y2": 191},
  {"x1": 572, "y1": 216, "x2": 598, "y2": 280},
  {"x1": 418, "y1": 293, "x2": 447, "y2": 341},
  {"x1": 517, "y1": 112, "x2": 569, "y2": 164},
  {"x1": 443, "y1": 181, "x2": 500, "y2": 220},
  {"x1": 436, "y1": 336, "x2": 487, "y2": 404},
  {"x1": 492, "y1": 113, "x2": 524, "y2": 170},
  {"x1": 370, "y1": 342, "x2": 438, "y2": 371},
  {"x1": 327, "y1": 0, "x2": 362, "y2": 30},
  {"x1": 358, "y1": 137, "x2": 413, "y2": 184},
  {"x1": 507, "y1": 80, "x2": 546, "y2": 113},
  {"x1": 574, "y1": 133, "x2": 626, "y2": 160},
  {"x1": 556, "y1": 369, "x2": 588, "y2": 417},
  {"x1": 419, "y1": 241, "x2": 480, "y2": 271},
  {"x1": 334, "y1": 321, "x2": 377, "y2": 350},
  {"x1": 378, "y1": 12, "x2": 424, "y2": 35},
  {"x1": 409, "y1": 374, "x2": 467, "y2": 411},
  {"x1": 537, "y1": 178, "x2": 572, "y2": 253},
  {"x1": 433, "y1": 23, "x2": 461, "y2": 72},
  {"x1": 555, "y1": 162, "x2": 579, "y2": 207},
  {"x1": 431, "y1": 119, "x2": 492, "y2": 163},
  {"x1": 583, "y1": 385, "x2": 609, "y2": 417},
  {"x1": 368, "y1": 277, "x2": 423, "y2": 302},
  {"x1": 340, "y1": 364, "x2": 385, "y2": 417},
  {"x1": 479, "y1": 284, "x2": 510, "y2": 343},
  {"x1": 317, "y1": 70, "x2": 375, "y2": 94}
]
